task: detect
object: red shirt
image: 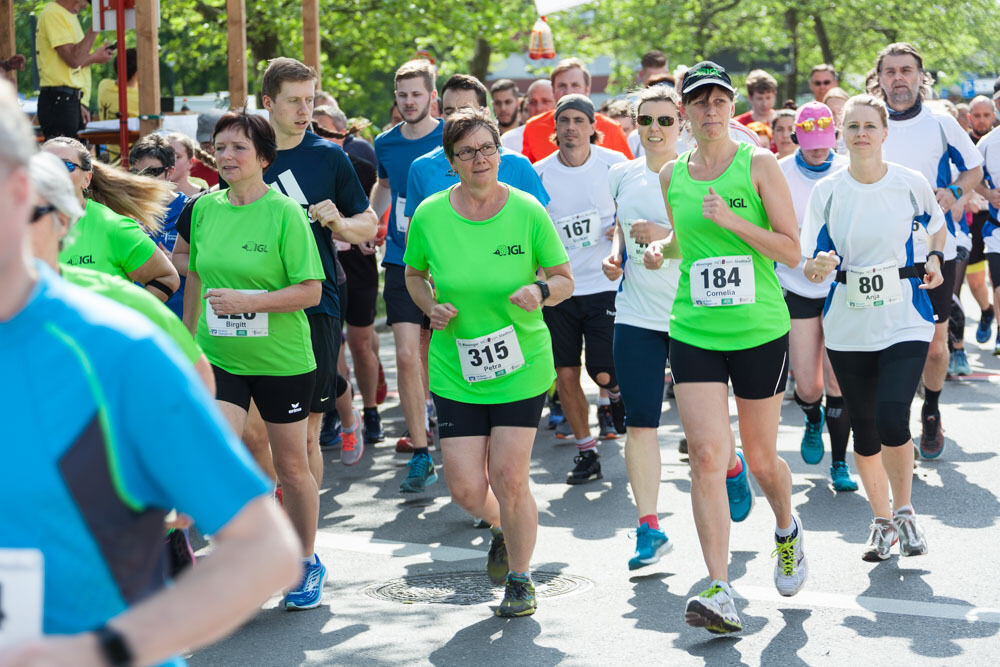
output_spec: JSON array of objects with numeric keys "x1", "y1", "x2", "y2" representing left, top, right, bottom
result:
[
  {"x1": 521, "y1": 110, "x2": 634, "y2": 163},
  {"x1": 190, "y1": 158, "x2": 219, "y2": 188},
  {"x1": 735, "y1": 110, "x2": 754, "y2": 126}
]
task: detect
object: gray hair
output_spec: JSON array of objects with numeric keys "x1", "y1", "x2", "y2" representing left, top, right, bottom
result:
[
  {"x1": 313, "y1": 104, "x2": 347, "y2": 130},
  {"x1": 0, "y1": 80, "x2": 36, "y2": 172},
  {"x1": 29, "y1": 152, "x2": 85, "y2": 224}
]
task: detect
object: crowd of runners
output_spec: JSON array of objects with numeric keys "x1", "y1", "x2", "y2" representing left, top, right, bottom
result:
[{"x1": 3, "y1": 37, "x2": 999, "y2": 663}]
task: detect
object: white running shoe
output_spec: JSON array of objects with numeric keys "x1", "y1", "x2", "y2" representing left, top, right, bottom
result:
[
  {"x1": 772, "y1": 514, "x2": 807, "y2": 596},
  {"x1": 685, "y1": 581, "x2": 742, "y2": 634}
]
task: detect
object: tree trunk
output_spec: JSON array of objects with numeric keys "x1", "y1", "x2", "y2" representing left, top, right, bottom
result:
[
  {"x1": 813, "y1": 14, "x2": 833, "y2": 68},
  {"x1": 785, "y1": 8, "x2": 799, "y2": 102},
  {"x1": 469, "y1": 37, "x2": 490, "y2": 83}
]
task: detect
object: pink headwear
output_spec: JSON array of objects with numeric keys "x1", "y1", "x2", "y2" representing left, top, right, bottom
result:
[{"x1": 794, "y1": 102, "x2": 836, "y2": 150}]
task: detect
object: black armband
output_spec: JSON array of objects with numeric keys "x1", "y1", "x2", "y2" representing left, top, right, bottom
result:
[{"x1": 146, "y1": 279, "x2": 175, "y2": 299}]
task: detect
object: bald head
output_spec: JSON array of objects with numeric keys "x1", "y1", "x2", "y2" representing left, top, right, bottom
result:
[
  {"x1": 970, "y1": 95, "x2": 996, "y2": 137},
  {"x1": 525, "y1": 79, "x2": 555, "y2": 118}
]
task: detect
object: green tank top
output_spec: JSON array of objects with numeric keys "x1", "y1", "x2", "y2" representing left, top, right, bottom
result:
[{"x1": 666, "y1": 142, "x2": 789, "y2": 350}]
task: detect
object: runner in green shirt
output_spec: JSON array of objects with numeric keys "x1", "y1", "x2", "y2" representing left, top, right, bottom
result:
[
  {"x1": 404, "y1": 108, "x2": 572, "y2": 619},
  {"x1": 644, "y1": 62, "x2": 806, "y2": 634}
]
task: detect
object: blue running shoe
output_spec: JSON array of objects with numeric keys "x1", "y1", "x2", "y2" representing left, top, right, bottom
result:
[
  {"x1": 726, "y1": 451, "x2": 754, "y2": 522},
  {"x1": 976, "y1": 309, "x2": 994, "y2": 344},
  {"x1": 829, "y1": 461, "x2": 859, "y2": 492},
  {"x1": 953, "y1": 349, "x2": 971, "y2": 376},
  {"x1": 628, "y1": 523, "x2": 673, "y2": 570},
  {"x1": 285, "y1": 554, "x2": 327, "y2": 610},
  {"x1": 547, "y1": 396, "x2": 565, "y2": 429},
  {"x1": 400, "y1": 451, "x2": 438, "y2": 493},
  {"x1": 800, "y1": 406, "x2": 825, "y2": 465}
]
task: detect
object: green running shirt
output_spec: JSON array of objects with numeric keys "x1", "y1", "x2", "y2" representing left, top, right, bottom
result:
[
  {"x1": 667, "y1": 142, "x2": 789, "y2": 350},
  {"x1": 404, "y1": 186, "x2": 568, "y2": 403},
  {"x1": 58, "y1": 199, "x2": 157, "y2": 281},
  {"x1": 189, "y1": 189, "x2": 324, "y2": 376}
]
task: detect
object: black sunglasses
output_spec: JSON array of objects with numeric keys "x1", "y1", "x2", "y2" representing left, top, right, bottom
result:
[
  {"x1": 130, "y1": 166, "x2": 168, "y2": 177},
  {"x1": 637, "y1": 114, "x2": 676, "y2": 127},
  {"x1": 31, "y1": 204, "x2": 57, "y2": 223}
]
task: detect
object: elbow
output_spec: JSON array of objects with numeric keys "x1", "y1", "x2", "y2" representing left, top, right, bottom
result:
[
  {"x1": 161, "y1": 270, "x2": 181, "y2": 293},
  {"x1": 306, "y1": 282, "x2": 322, "y2": 308}
]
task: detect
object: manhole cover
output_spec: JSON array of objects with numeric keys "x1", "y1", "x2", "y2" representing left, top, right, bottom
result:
[{"x1": 364, "y1": 571, "x2": 593, "y2": 605}]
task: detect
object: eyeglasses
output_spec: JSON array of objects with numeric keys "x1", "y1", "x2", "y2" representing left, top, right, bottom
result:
[
  {"x1": 454, "y1": 144, "x2": 499, "y2": 161},
  {"x1": 637, "y1": 115, "x2": 676, "y2": 127},
  {"x1": 812, "y1": 79, "x2": 833, "y2": 86},
  {"x1": 62, "y1": 159, "x2": 84, "y2": 173},
  {"x1": 31, "y1": 204, "x2": 57, "y2": 223},
  {"x1": 796, "y1": 117, "x2": 833, "y2": 132},
  {"x1": 130, "y1": 166, "x2": 168, "y2": 177}
]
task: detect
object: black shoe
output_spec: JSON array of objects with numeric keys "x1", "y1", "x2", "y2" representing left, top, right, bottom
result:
[
  {"x1": 362, "y1": 408, "x2": 385, "y2": 444},
  {"x1": 487, "y1": 530, "x2": 509, "y2": 585},
  {"x1": 678, "y1": 438, "x2": 688, "y2": 455},
  {"x1": 597, "y1": 405, "x2": 618, "y2": 440},
  {"x1": 566, "y1": 450, "x2": 602, "y2": 485},
  {"x1": 319, "y1": 410, "x2": 341, "y2": 450},
  {"x1": 665, "y1": 375, "x2": 675, "y2": 399},
  {"x1": 609, "y1": 396, "x2": 626, "y2": 434}
]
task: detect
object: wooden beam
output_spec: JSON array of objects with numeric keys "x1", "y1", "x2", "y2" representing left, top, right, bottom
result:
[
  {"x1": 226, "y1": 0, "x2": 247, "y2": 109},
  {"x1": 302, "y1": 0, "x2": 321, "y2": 81},
  {"x1": 0, "y1": 0, "x2": 15, "y2": 85},
  {"x1": 135, "y1": 0, "x2": 160, "y2": 135}
]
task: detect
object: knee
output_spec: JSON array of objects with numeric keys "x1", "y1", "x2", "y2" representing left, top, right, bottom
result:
[
  {"x1": 927, "y1": 337, "x2": 947, "y2": 361},
  {"x1": 875, "y1": 402, "x2": 912, "y2": 447},
  {"x1": 586, "y1": 364, "x2": 616, "y2": 389},
  {"x1": 490, "y1": 466, "x2": 529, "y2": 502},
  {"x1": 688, "y1": 439, "x2": 730, "y2": 475},
  {"x1": 743, "y1": 447, "x2": 779, "y2": 480},
  {"x1": 273, "y1": 452, "x2": 312, "y2": 485},
  {"x1": 448, "y1": 478, "x2": 488, "y2": 511}
]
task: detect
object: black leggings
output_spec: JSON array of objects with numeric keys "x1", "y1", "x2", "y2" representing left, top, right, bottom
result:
[{"x1": 826, "y1": 341, "x2": 928, "y2": 457}]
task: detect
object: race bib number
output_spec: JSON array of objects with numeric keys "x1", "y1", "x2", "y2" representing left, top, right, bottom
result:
[
  {"x1": 845, "y1": 261, "x2": 903, "y2": 309},
  {"x1": 554, "y1": 208, "x2": 603, "y2": 250},
  {"x1": 621, "y1": 218, "x2": 665, "y2": 267},
  {"x1": 456, "y1": 325, "x2": 525, "y2": 383},
  {"x1": 395, "y1": 195, "x2": 409, "y2": 235},
  {"x1": 206, "y1": 289, "x2": 268, "y2": 337},
  {"x1": 690, "y1": 255, "x2": 755, "y2": 306},
  {"x1": 0, "y1": 549, "x2": 43, "y2": 648}
]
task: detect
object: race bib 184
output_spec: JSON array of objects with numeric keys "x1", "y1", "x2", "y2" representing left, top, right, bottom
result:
[
  {"x1": 846, "y1": 260, "x2": 903, "y2": 309},
  {"x1": 690, "y1": 255, "x2": 755, "y2": 306},
  {"x1": 206, "y1": 289, "x2": 268, "y2": 337},
  {"x1": 554, "y1": 208, "x2": 603, "y2": 250},
  {"x1": 0, "y1": 548, "x2": 43, "y2": 649},
  {"x1": 456, "y1": 325, "x2": 525, "y2": 383}
]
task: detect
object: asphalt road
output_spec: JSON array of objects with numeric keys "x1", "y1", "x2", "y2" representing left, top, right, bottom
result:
[{"x1": 190, "y1": 304, "x2": 1000, "y2": 666}]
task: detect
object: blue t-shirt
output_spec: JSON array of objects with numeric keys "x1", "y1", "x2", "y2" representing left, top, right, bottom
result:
[
  {"x1": 373, "y1": 119, "x2": 444, "y2": 265},
  {"x1": 403, "y1": 146, "x2": 550, "y2": 217},
  {"x1": 264, "y1": 131, "x2": 370, "y2": 317},
  {"x1": 0, "y1": 263, "x2": 270, "y2": 661},
  {"x1": 150, "y1": 191, "x2": 188, "y2": 318}
]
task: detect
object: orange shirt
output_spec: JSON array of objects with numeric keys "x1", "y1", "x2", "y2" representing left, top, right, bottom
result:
[{"x1": 521, "y1": 110, "x2": 634, "y2": 163}]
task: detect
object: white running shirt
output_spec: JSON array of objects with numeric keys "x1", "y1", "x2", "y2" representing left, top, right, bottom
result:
[{"x1": 975, "y1": 126, "x2": 1000, "y2": 254}]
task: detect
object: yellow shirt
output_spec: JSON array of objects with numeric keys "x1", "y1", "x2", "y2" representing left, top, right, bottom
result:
[
  {"x1": 36, "y1": 2, "x2": 92, "y2": 104},
  {"x1": 97, "y1": 79, "x2": 139, "y2": 120}
]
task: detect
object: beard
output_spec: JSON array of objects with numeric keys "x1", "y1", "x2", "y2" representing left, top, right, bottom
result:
[
  {"x1": 886, "y1": 85, "x2": 917, "y2": 110},
  {"x1": 402, "y1": 99, "x2": 431, "y2": 124}
]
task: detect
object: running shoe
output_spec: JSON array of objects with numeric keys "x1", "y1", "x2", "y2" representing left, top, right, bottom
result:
[
  {"x1": 726, "y1": 451, "x2": 754, "y2": 522},
  {"x1": 609, "y1": 397, "x2": 626, "y2": 434},
  {"x1": 664, "y1": 374, "x2": 675, "y2": 399},
  {"x1": 546, "y1": 392, "x2": 565, "y2": 429},
  {"x1": 363, "y1": 408, "x2": 384, "y2": 444},
  {"x1": 166, "y1": 528, "x2": 196, "y2": 579},
  {"x1": 487, "y1": 529, "x2": 509, "y2": 585},
  {"x1": 396, "y1": 432, "x2": 414, "y2": 453},
  {"x1": 772, "y1": 515, "x2": 807, "y2": 597},
  {"x1": 893, "y1": 507, "x2": 928, "y2": 556},
  {"x1": 684, "y1": 582, "x2": 742, "y2": 634},
  {"x1": 976, "y1": 308, "x2": 994, "y2": 344},
  {"x1": 995, "y1": 335, "x2": 1000, "y2": 357},
  {"x1": 800, "y1": 406, "x2": 825, "y2": 464},
  {"x1": 340, "y1": 409, "x2": 365, "y2": 466},
  {"x1": 554, "y1": 420, "x2": 574, "y2": 440},
  {"x1": 566, "y1": 450, "x2": 602, "y2": 485},
  {"x1": 597, "y1": 405, "x2": 618, "y2": 439},
  {"x1": 783, "y1": 374, "x2": 796, "y2": 401},
  {"x1": 400, "y1": 451, "x2": 438, "y2": 493},
  {"x1": 861, "y1": 517, "x2": 898, "y2": 562},
  {"x1": 919, "y1": 413, "x2": 945, "y2": 459},
  {"x1": 472, "y1": 517, "x2": 490, "y2": 529},
  {"x1": 375, "y1": 361, "x2": 387, "y2": 404},
  {"x1": 953, "y1": 349, "x2": 971, "y2": 376},
  {"x1": 496, "y1": 574, "x2": 536, "y2": 617},
  {"x1": 946, "y1": 351, "x2": 957, "y2": 378},
  {"x1": 678, "y1": 437, "x2": 688, "y2": 455},
  {"x1": 319, "y1": 411, "x2": 341, "y2": 451},
  {"x1": 829, "y1": 461, "x2": 859, "y2": 492},
  {"x1": 284, "y1": 555, "x2": 327, "y2": 610},
  {"x1": 628, "y1": 523, "x2": 672, "y2": 570}
]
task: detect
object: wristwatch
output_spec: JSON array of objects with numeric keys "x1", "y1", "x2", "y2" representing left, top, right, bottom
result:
[
  {"x1": 93, "y1": 625, "x2": 134, "y2": 667},
  {"x1": 948, "y1": 184, "x2": 963, "y2": 200},
  {"x1": 926, "y1": 250, "x2": 945, "y2": 265},
  {"x1": 534, "y1": 280, "x2": 550, "y2": 301}
]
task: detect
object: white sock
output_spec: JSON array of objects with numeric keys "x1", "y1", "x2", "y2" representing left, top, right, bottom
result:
[{"x1": 597, "y1": 396, "x2": 610, "y2": 406}]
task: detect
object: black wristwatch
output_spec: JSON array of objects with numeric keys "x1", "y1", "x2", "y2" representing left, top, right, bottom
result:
[
  {"x1": 534, "y1": 280, "x2": 550, "y2": 301},
  {"x1": 94, "y1": 624, "x2": 134, "y2": 667},
  {"x1": 926, "y1": 250, "x2": 945, "y2": 265}
]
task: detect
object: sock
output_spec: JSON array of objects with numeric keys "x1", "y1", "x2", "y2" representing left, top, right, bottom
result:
[
  {"x1": 775, "y1": 516, "x2": 798, "y2": 540},
  {"x1": 639, "y1": 514, "x2": 659, "y2": 530},
  {"x1": 597, "y1": 396, "x2": 610, "y2": 406},
  {"x1": 794, "y1": 392, "x2": 823, "y2": 424},
  {"x1": 363, "y1": 406, "x2": 378, "y2": 417},
  {"x1": 922, "y1": 387, "x2": 941, "y2": 415},
  {"x1": 411, "y1": 447, "x2": 429, "y2": 458},
  {"x1": 343, "y1": 415, "x2": 359, "y2": 434},
  {"x1": 983, "y1": 305, "x2": 994, "y2": 320},
  {"x1": 894, "y1": 504, "x2": 914, "y2": 516},
  {"x1": 302, "y1": 554, "x2": 316, "y2": 565},
  {"x1": 608, "y1": 390, "x2": 622, "y2": 402},
  {"x1": 576, "y1": 437, "x2": 597, "y2": 452},
  {"x1": 508, "y1": 570, "x2": 530, "y2": 582},
  {"x1": 710, "y1": 579, "x2": 732, "y2": 595},
  {"x1": 825, "y1": 395, "x2": 850, "y2": 463},
  {"x1": 490, "y1": 525, "x2": 502, "y2": 537},
  {"x1": 726, "y1": 455, "x2": 743, "y2": 478}
]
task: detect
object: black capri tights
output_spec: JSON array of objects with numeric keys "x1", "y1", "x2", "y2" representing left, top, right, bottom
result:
[{"x1": 826, "y1": 341, "x2": 929, "y2": 457}]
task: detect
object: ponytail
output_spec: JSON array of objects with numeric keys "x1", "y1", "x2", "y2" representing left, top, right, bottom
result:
[{"x1": 87, "y1": 161, "x2": 173, "y2": 235}]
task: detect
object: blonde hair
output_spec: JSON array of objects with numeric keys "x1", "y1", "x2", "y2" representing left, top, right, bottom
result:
[
  {"x1": 42, "y1": 137, "x2": 172, "y2": 235},
  {"x1": 823, "y1": 87, "x2": 850, "y2": 103},
  {"x1": 166, "y1": 132, "x2": 218, "y2": 171},
  {"x1": 842, "y1": 94, "x2": 889, "y2": 128}
]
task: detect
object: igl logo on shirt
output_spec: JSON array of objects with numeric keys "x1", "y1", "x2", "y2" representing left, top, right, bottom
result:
[
  {"x1": 66, "y1": 254, "x2": 95, "y2": 265},
  {"x1": 727, "y1": 197, "x2": 748, "y2": 209},
  {"x1": 493, "y1": 244, "x2": 525, "y2": 257},
  {"x1": 241, "y1": 242, "x2": 268, "y2": 253}
]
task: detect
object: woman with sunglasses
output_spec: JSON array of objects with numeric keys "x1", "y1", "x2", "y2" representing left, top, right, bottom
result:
[
  {"x1": 644, "y1": 61, "x2": 805, "y2": 634},
  {"x1": 775, "y1": 102, "x2": 857, "y2": 492},
  {"x1": 802, "y1": 94, "x2": 944, "y2": 562},
  {"x1": 404, "y1": 108, "x2": 572, "y2": 618},
  {"x1": 41, "y1": 137, "x2": 180, "y2": 303},
  {"x1": 600, "y1": 86, "x2": 682, "y2": 571}
]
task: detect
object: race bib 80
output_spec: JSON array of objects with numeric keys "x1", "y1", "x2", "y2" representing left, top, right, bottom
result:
[
  {"x1": 690, "y1": 255, "x2": 755, "y2": 306},
  {"x1": 845, "y1": 261, "x2": 903, "y2": 309}
]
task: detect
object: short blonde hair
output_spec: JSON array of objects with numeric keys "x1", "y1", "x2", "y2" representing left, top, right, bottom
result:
[
  {"x1": 550, "y1": 57, "x2": 591, "y2": 89},
  {"x1": 395, "y1": 59, "x2": 436, "y2": 93},
  {"x1": 843, "y1": 94, "x2": 889, "y2": 128}
]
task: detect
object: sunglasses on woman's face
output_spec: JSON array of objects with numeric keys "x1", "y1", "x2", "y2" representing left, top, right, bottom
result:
[
  {"x1": 31, "y1": 204, "x2": 57, "y2": 223},
  {"x1": 637, "y1": 114, "x2": 676, "y2": 127},
  {"x1": 130, "y1": 166, "x2": 168, "y2": 177}
]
